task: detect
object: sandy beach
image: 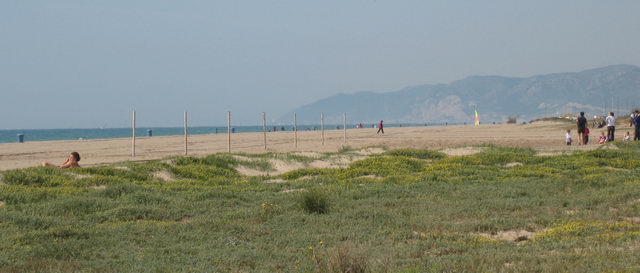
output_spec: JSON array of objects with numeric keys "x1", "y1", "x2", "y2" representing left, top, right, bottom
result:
[{"x1": 0, "y1": 121, "x2": 634, "y2": 171}]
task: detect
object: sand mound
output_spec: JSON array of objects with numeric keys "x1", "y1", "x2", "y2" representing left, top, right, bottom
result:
[
  {"x1": 292, "y1": 151, "x2": 322, "y2": 158},
  {"x1": 264, "y1": 179, "x2": 287, "y2": 184},
  {"x1": 504, "y1": 162, "x2": 523, "y2": 168},
  {"x1": 235, "y1": 152, "x2": 368, "y2": 177},
  {"x1": 623, "y1": 217, "x2": 640, "y2": 224},
  {"x1": 479, "y1": 229, "x2": 547, "y2": 243},
  {"x1": 441, "y1": 147, "x2": 485, "y2": 156},
  {"x1": 153, "y1": 170, "x2": 175, "y2": 181},
  {"x1": 308, "y1": 156, "x2": 359, "y2": 169},
  {"x1": 356, "y1": 147, "x2": 385, "y2": 155},
  {"x1": 236, "y1": 167, "x2": 269, "y2": 176},
  {"x1": 281, "y1": 188, "x2": 306, "y2": 193},
  {"x1": 358, "y1": 175, "x2": 383, "y2": 180},
  {"x1": 536, "y1": 151, "x2": 567, "y2": 156},
  {"x1": 0, "y1": 201, "x2": 5, "y2": 207},
  {"x1": 235, "y1": 159, "x2": 306, "y2": 176},
  {"x1": 91, "y1": 185, "x2": 107, "y2": 190},
  {"x1": 67, "y1": 172, "x2": 93, "y2": 179}
]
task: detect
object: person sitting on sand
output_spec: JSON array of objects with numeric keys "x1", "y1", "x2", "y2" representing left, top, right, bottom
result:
[
  {"x1": 565, "y1": 129, "x2": 572, "y2": 146},
  {"x1": 598, "y1": 132, "x2": 607, "y2": 144},
  {"x1": 623, "y1": 131, "x2": 630, "y2": 141},
  {"x1": 42, "y1": 152, "x2": 81, "y2": 168}
]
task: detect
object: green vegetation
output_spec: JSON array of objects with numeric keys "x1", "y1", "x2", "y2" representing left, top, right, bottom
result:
[
  {"x1": 299, "y1": 189, "x2": 330, "y2": 214},
  {"x1": 1, "y1": 143, "x2": 640, "y2": 272}
]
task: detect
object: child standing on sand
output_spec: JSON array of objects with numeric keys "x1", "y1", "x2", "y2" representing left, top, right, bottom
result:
[
  {"x1": 584, "y1": 127, "x2": 590, "y2": 145},
  {"x1": 565, "y1": 129, "x2": 572, "y2": 146}
]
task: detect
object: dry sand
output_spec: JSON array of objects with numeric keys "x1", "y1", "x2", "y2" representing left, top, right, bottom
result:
[{"x1": 0, "y1": 122, "x2": 634, "y2": 171}]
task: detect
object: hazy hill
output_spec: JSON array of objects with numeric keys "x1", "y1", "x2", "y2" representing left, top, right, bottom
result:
[{"x1": 280, "y1": 64, "x2": 640, "y2": 124}]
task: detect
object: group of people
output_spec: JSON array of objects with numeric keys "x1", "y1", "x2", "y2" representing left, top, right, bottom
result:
[{"x1": 566, "y1": 110, "x2": 640, "y2": 145}]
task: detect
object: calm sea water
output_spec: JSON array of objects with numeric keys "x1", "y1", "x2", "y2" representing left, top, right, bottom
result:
[{"x1": 0, "y1": 123, "x2": 449, "y2": 143}]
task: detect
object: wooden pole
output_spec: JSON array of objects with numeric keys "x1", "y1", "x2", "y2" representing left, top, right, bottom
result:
[
  {"x1": 343, "y1": 113, "x2": 347, "y2": 145},
  {"x1": 294, "y1": 112, "x2": 298, "y2": 147},
  {"x1": 262, "y1": 112, "x2": 267, "y2": 150},
  {"x1": 184, "y1": 111, "x2": 188, "y2": 155},
  {"x1": 227, "y1": 111, "x2": 231, "y2": 153},
  {"x1": 131, "y1": 111, "x2": 136, "y2": 157},
  {"x1": 321, "y1": 112, "x2": 325, "y2": 145}
]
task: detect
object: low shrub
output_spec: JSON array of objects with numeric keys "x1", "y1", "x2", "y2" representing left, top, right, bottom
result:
[
  {"x1": 171, "y1": 165, "x2": 239, "y2": 181},
  {"x1": 101, "y1": 184, "x2": 145, "y2": 199},
  {"x1": 342, "y1": 156, "x2": 424, "y2": 178},
  {"x1": 300, "y1": 189, "x2": 330, "y2": 214},
  {"x1": 173, "y1": 154, "x2": 238, "y2": 168},
  {"x1": 443, "y1": 147, "x2": 537, "y2": 166},
  {"x1": 72, "y1": 167, "x2": 150, "y2": 181},
  {"x1": 383, "y1": 148, "x2": 446, "y2": 160},
  {"x1": 281, "y1": 168, "x2": 339, "y2": 180},
  {"x1": 2, "y1": 167, "x2": 70, "y2": 186}
]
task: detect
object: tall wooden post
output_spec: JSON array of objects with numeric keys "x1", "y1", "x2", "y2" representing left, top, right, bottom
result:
[
  {"x1": 227, "y1": 111, "x2": 231, "y2": 153},
  {"x1": 184, "y1": 111, "x2": 188, "y2": 155},
  {"x1": 262, "y1": 112, "x2": 267, "y2": 150},
  {"x1": 294, "y1": 112, "x2": 298, "y2": 147},
  {"x1": 131, "y1": 111, "x2": 136, "y2": 157},
  {"x1": 320, "y1": 112, "x2": 325, "y2": 145},
  {"x1": 343, "y1": 113, "x2": 347, "y2": 145}
]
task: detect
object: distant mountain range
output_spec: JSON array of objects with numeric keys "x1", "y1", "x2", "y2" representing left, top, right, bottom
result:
[{"x1": 280, "y1": 64, "x2": 640, "y2": 124}]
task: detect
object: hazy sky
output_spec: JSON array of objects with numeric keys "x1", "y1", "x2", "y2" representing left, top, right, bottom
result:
[{"x1": 1, "y1": 0, "x2": 639, "y2": 129}]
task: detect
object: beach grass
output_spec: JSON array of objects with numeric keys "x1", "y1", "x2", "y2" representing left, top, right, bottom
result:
[{"x1": 1, "y1": 143, "x2": 640, "y2": 272}]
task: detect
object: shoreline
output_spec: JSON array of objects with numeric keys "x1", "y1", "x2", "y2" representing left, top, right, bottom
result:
[{"x1": 0, "y1": 123, "x2": 462, "y2": 144}]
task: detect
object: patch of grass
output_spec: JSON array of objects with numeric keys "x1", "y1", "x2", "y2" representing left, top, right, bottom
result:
[
  {"x1": 237, "y1": 152, "x2": 316, "y2": 164},
  {"x1": 443, "y1": 146, "x2": 537, "y2": 166},
  {"x1": 71, "y1": 166, "x2": 150, "y2": 182},
  {"x1": 281, "y1": 168, "x2": 339, "y2": 180},
  {"x1": 383, "y1": 148, "x2": 446, "y2": 160},
  {"x1": 299, "y1": 189, "x2": 330, "y2": 214},
  {"x1": 2, "y1": 167, "x2": 71, "y2": 186},
  {"x1": 170, "y1": 165, "x2": 239, "y2": 181}
]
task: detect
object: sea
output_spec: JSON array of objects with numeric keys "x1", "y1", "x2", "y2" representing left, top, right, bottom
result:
[{"x1": 0, "y1": 123, "x2": 456, "y2": 144}]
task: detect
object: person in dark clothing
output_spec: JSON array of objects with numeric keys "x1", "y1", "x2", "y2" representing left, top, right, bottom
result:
[
  {"x1": 576, "y1": 112, "x2": 587, "y2": 145},
  {"x1": 634, "y1": 110, "x2": 640, "y2": 141},
  {"x1": 377, "y1": 120, "x2": 384, "y2": 134}
]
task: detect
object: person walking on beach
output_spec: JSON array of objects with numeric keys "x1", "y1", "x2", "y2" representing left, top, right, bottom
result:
[
  {"x1": 606, "y1": 112, "x2": 616, "y2": 141},
  {"x1": 633, "y1": 110, "x2": 640, "y2": 141},
  {"x1": 576, "y1": 112, "x2": 587, "y2": 145},
  {"x1": 377, "y1": 120, "x2": 384, "y2": 134},
  {"x1": 42, "y1": 152, "x2": 81, "y2": 168}
]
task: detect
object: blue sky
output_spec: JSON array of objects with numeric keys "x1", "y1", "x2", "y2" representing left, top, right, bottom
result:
[{"x1": 1, "y1": 0, "x2": 639, "y2": 129}]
